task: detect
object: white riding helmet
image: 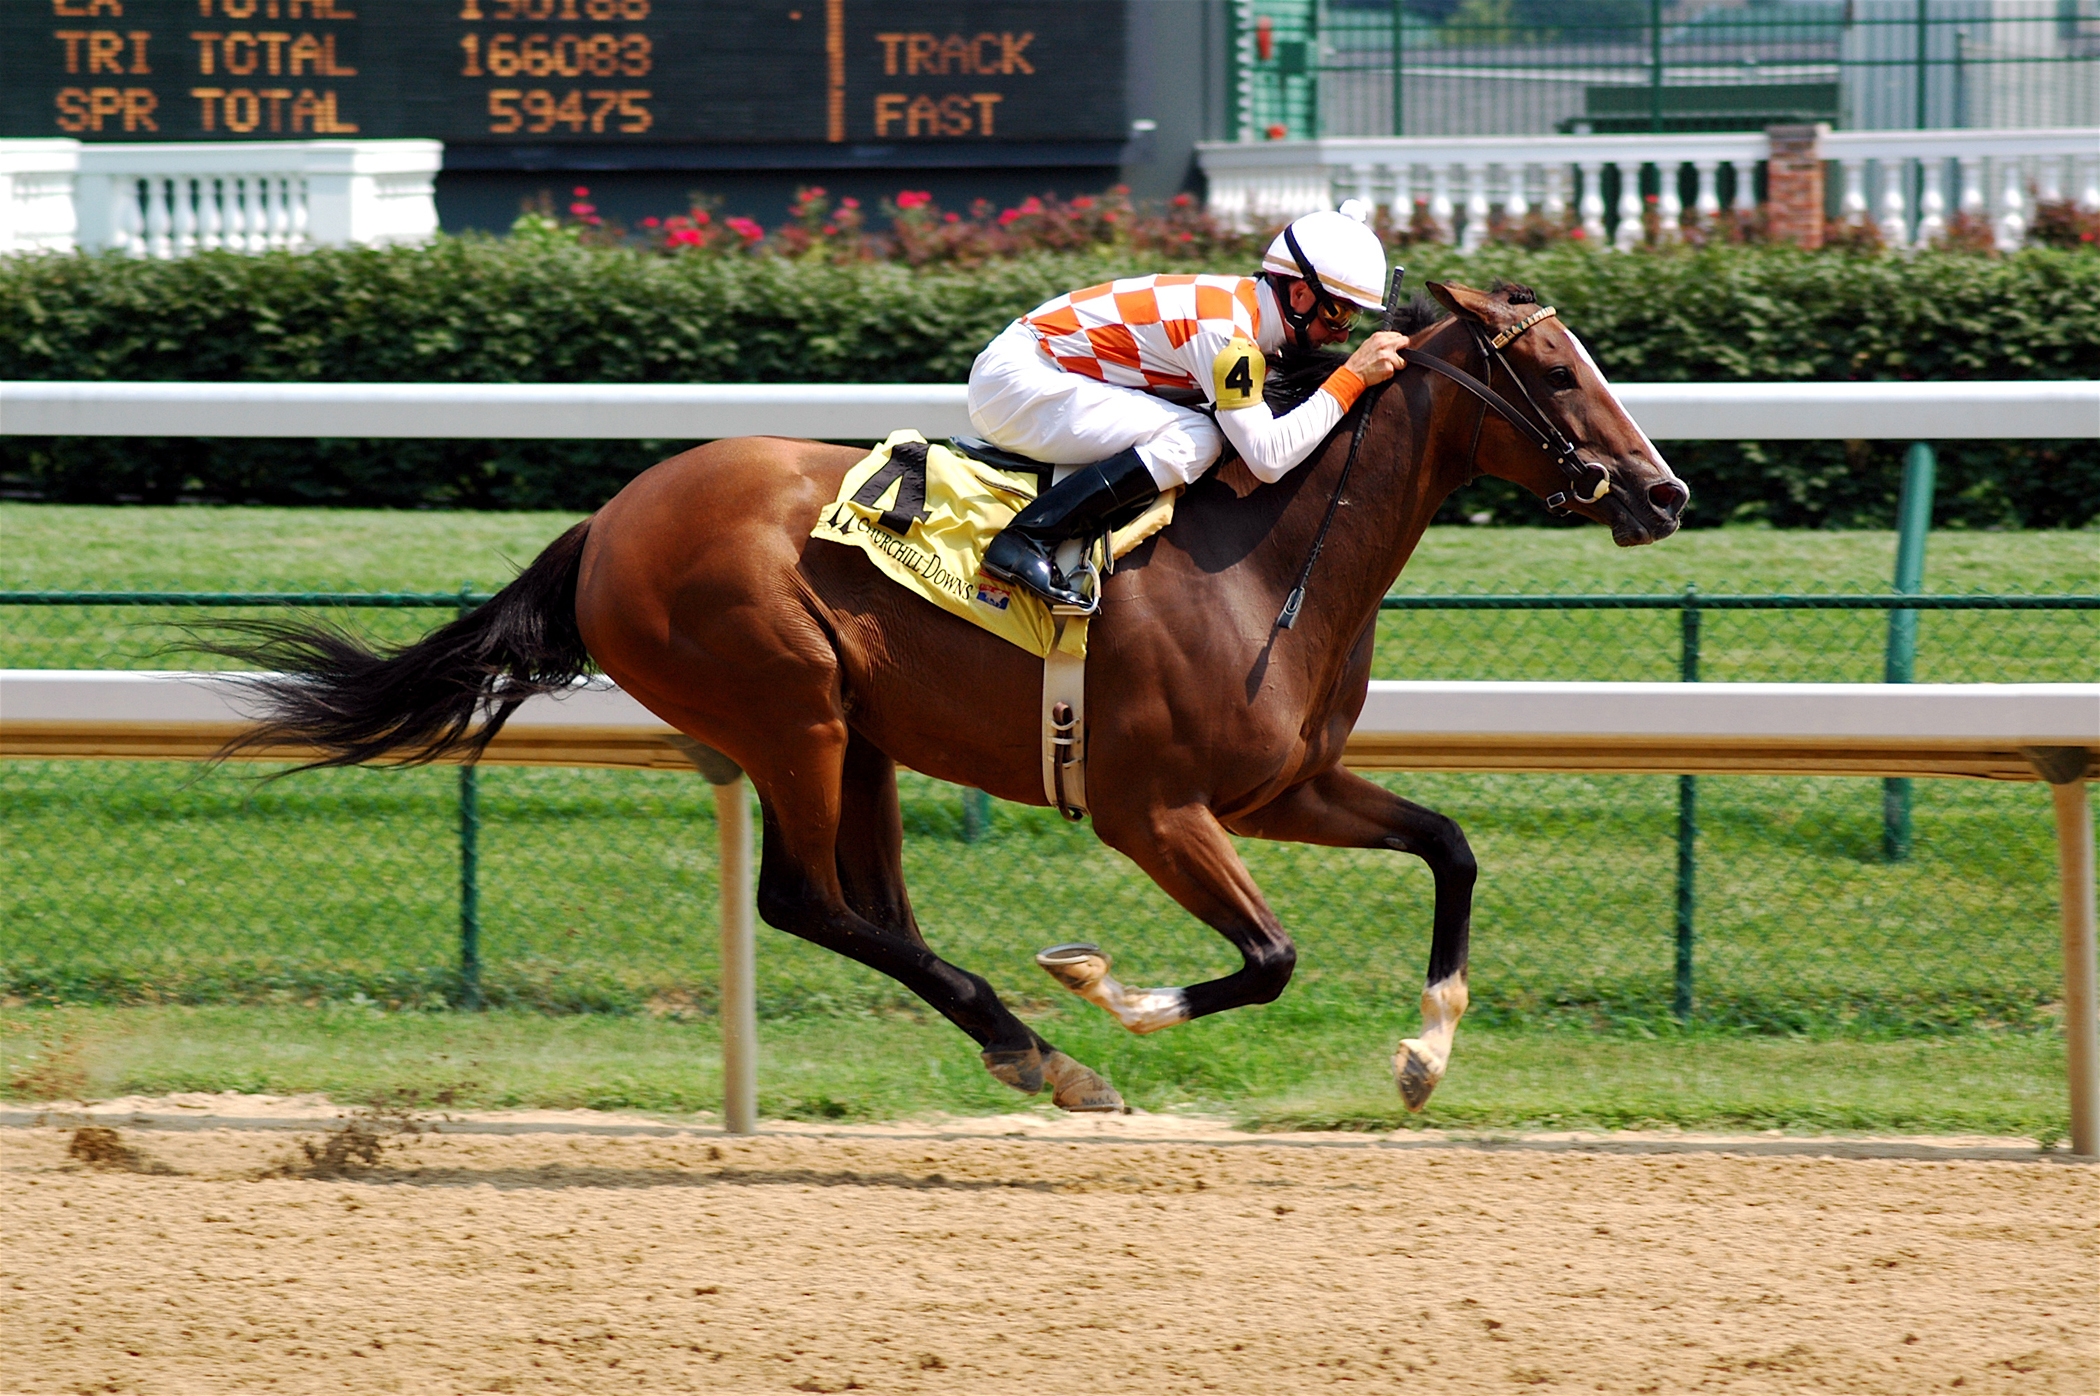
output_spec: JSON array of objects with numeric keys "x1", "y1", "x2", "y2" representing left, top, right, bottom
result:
[{"x1": 1261, "y1": 203, "x2": 1388, "y2": 312}]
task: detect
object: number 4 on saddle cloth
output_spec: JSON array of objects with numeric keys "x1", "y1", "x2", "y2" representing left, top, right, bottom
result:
[{"x1": 810, "y1": 430, "x2": 1178, "y2": 660}]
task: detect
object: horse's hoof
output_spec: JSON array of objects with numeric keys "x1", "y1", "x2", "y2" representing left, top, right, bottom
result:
[
  {"x1": 1041, "y1": 1050, "x2": 1128, "y2": 1114},
  {"x1": 981, "y1": 1046, "x2": 1045, "y2": 1095},
  {"x1": 1035, "y1": 942, "x2": 1111, "y2": 994},
  {"x1": 1393, "y1": 1038, "x2": 1445, "y2": 1113}
]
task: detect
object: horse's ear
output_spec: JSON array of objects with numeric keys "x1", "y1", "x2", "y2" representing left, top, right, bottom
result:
[{"x1": 1426, "y1": 280, "x2": 1494, "y2": 324}]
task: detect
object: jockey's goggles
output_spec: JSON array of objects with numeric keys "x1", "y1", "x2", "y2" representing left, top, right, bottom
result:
[{"x1": 1313, "y1": 301, "x2": 1357, "y2": 336}]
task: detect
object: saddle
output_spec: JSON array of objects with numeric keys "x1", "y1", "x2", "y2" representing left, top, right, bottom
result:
[{"x1": 944, "y1": 436, "x2": 1176, "y2": 822}]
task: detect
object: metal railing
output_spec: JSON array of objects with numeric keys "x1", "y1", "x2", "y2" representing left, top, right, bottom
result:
[
  {"x1": 1233, "y1": 0, "x2": 2100, "y2": 141},
  {"x1": 5, "y1": 585, "x2": 2093, "y2": 1000}
]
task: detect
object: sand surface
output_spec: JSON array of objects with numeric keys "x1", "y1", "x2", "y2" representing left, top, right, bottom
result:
[{"x1": 2, "y1": 1109, "x2": 2093, "y2": 1395}]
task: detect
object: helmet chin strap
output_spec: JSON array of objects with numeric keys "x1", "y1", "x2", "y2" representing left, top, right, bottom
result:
[{"x1": 1274, "y1": 224, "x2": 1346, "y2": 352}]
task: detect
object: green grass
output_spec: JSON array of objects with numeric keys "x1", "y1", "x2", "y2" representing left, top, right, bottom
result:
[
  {"x1": 0, "y1": 759, "x2": 2069, "y2": 1033},
  {"x1": 0, "y1": 1005, "x2": 2071, "y2": 1143},
  {"x1": 0, "y1": 506, "x2": 2088, "y2": 1129}
]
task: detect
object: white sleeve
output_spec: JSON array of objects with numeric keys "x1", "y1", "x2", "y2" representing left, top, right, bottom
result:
[{"x1": 1216, "y1": 395, "x2": 1348, "y2": 484}]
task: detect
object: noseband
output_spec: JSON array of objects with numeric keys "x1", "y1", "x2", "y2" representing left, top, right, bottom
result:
[{"x1": 1403, "y1": 307, "x2": 1612, "y2": 514}]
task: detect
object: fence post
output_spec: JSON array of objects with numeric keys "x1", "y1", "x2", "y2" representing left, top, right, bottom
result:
[
  {"x1": 1883, "y1": 441, "x2": 1935, "y2": 861},
  {"x1": 456, "y1": 586, "x2": 484, "y2": 1010},
  {"x1": 960, "y1": 787, "x2": 992, "y2": 842},
  {"x1": 458, "y1": 764, "x2": 483, "y2": 1008},
  {"x1": 1648, "y1": 0, "x2": 1665, "y2": 135},
  {"x1": 1675, "y1": 586, "x2": 1700, "y2": 1020},
  {"x1": 717, "y1": 774, "x2": 758, "y2": 1136},
  {"x1": 1389, "y1": 0, "x2": 1405, "y2": 136}
]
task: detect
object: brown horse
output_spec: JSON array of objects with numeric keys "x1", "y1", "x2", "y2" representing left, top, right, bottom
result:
[{"x1": 223, "y1": 279, "x2": 1688, "y2": 1114}]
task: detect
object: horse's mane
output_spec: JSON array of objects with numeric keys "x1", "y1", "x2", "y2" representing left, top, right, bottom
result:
[{"x1": 1257, "y1": 280, "x2": 1539, "y2": 413}]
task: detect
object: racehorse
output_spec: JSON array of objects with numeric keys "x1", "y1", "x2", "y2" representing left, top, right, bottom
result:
[{"x1": 219, "y1": 279, "x2": 1689, "y2": 1114}]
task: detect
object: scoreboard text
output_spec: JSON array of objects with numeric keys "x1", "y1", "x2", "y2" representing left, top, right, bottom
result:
[{"x1": 0, "y1": 0, "x2": 1127, "y2": 146}]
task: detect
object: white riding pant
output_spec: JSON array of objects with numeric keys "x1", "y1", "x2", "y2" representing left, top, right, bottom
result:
[{"x1": 966, "y1": 321, "x2": 1224, "y2": 490}]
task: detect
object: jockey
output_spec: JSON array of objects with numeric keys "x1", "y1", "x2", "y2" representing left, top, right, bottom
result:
[{"x1": 970, "y1": 203, "x2": 1410, "y2": 609}]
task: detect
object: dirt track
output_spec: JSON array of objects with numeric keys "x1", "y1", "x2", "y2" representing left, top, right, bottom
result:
[{"x1": 2, "y1": 1115, "x2": 2093, "y2": 1395}]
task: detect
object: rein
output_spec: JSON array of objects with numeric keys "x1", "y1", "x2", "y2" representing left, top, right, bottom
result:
[
  {"x1": 1273, "y1": 290, "x2": 1608, "y2": 633},
  {"x1": 1405, "y1": 308, "x2": 1611, "y2": 513},
  {"x1": 1274, "y1": 268, "x2": 1406, "y2": 631}
]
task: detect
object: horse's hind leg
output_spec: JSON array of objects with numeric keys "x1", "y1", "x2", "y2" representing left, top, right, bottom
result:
[
  {"x1": 1228, "y1": 766, "x2": 1475, "y2": 1111},
  {"x1": 761, "y1": 725, "x2": 1124, "y2": 1112}
]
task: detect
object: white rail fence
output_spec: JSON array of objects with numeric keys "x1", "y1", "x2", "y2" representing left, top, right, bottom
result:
[
  {"x1": 3, "y1": 671, "x2": 2094, "y2": 1154},
  {"x1": 1199, "y1": 126, "x2": 2100, "y2": 251},
  {"x1": 3, "y1": 379, "x2": 2096, "y2": 442},
  {"x1": 0, "y1": 139, "x2": 441, "y2": 257},
  {"x1": 0, "y1": 381, "x2": 2093, "y2": 1147}
]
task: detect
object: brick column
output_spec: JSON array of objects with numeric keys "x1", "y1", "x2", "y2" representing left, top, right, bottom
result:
[{"x1": 1764, "y1": 123, "x2": 1827, "y2": 249}]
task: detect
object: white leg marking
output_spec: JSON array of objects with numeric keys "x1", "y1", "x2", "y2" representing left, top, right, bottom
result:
[
  {"x1": 1035, "y1": 943, "x2": 1189, "y2": 1035},
  {"x1": 1393, "y1": 971, "x2": 1469, "y2": 1112}
]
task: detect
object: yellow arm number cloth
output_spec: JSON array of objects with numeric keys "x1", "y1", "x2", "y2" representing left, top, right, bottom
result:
[{"x1": 1211, "y1": 337, "x2": 1265, "y2": 410}]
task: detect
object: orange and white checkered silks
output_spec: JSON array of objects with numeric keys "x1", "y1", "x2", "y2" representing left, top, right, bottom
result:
[{"x1": 1019, "y1": 274, "x2": 1268, "y2": 393}]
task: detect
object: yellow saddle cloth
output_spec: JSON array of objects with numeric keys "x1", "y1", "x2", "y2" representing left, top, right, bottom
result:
[{"x1": 811, "y1": 430, "x2": 1175, "y2": 659}]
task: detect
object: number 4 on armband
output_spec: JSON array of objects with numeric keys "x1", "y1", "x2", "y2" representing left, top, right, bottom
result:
[{"x1": 1211, "y1": 337, "x2": 1266, "y2": 410}]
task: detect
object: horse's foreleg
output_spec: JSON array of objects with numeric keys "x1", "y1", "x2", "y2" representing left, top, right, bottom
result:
[
  {"x1": 1079, "y1": 802, "x2": 1296, "y2": 1028},
  {"x1": 1227, "y1": 766, "x2": 1476, "y2": 1112}
]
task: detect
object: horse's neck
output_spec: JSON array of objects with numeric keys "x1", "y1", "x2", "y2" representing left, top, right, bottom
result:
[{"x1": 1225, "y1": 329, "x2": 1472, "y2": 668}]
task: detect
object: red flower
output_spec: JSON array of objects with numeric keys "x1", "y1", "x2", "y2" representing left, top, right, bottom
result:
[
  {"x1": 1072, "y1": 195, "x2": 1095, "y2": 210},
  {"x1": 666, "y1": 228, "x2": 703, "y2": 248},
  {"x1": 726, "y1": 216, "x2": 765, "y2": 241},
  {"x1": 943, "y1": 211, "x2": 959, "y2": 223},
  {"x1": 573, "y1": 186, "x2": 589, "y2": 197},
  {"x1": 895, "y1": 189, "x2": 933, "y2": 210},
  {"x1": 692, "y1": 210, "x2": 711, "y2": 226},
  {"x1": 841, "y1": 197, "x2": 860, "y2": 210},
  {"x1": 1171, "y1": 193, "x2": 1193, "y2": 208},
  {"x1": 569, "y1": 202, "x2": 595, "y2": 216},
  {"x1": 642, "y1": 216, "x2": 660, "y2": 228}
]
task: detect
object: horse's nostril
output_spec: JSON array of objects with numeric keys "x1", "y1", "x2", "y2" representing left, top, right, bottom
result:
[{"x1": 1649, "y1": 480, "x2": 1688, "y2": 517}]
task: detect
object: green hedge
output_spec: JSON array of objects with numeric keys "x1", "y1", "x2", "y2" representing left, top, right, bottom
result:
[{"x1": 3, "y1": 240, "x2": 2095, "y2": 526}]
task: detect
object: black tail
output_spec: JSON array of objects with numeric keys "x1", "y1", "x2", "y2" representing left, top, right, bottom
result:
[{"x1": 207, "y1": 520, "x2": 594, "y2": 770}]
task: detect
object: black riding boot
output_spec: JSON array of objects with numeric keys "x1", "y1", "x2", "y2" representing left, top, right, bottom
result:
[{"x1": 981, "y1": 447, "x2": 1158, "y2": 609}]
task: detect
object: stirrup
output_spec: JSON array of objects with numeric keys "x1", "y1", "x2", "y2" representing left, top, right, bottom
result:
[{"x1": 1050, "y1": 558, "x2": 1102, "y2": 617}]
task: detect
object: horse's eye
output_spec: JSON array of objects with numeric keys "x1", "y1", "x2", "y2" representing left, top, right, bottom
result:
[{"x1": 1545, "y1": 365, "x2": 1577, "y2": 390}]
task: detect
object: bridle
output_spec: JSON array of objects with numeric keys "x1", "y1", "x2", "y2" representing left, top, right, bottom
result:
[
  {"x1": 1403, "y1": 305, "x2": 1613, "y2": 514},
  {"x1": 1274, "y1": 287, "x2": 1614, "y2": 632}
]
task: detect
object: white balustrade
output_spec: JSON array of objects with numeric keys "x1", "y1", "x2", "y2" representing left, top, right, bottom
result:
[
  {"x1": 1997, "y1": 160, "x2": 2029, "y2": 250},
  {"x1": 1, "y1": 140, "x2": 80, "y2": 254},
  {"x1": 1655, "y1": 162, "x2": 1682, "y2": 244},
  {"x1": 1917, "y1": 160, "x2": 1948, "y2": 244},
  {"x1": 1577, "y1": 160, "x2": 1607, "y2": 244},
  {"x1": 1840, "y1": 159, "x2": 1870, "y2": 229},
  {"x1": 1198, "y1": 128, "x2": 2098, "y2": 253},
  {"x1": 1877, "y1": 162, "x2": 1908, "y2": 248},
  {"x1": 3, "y1": 140, "x2": 439, "y2": 257},
  {"x1": 1461, "y1": 162, "x2": 1490, "y2": 253}
]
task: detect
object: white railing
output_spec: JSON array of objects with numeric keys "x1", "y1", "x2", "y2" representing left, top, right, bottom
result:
[
  {"x1": 0, "y1": 140, "x2": 442, "y2": 257},
  {"x1": 3, "y1": 380, "x2": 2093, "y2": 443},
  {"x1": 0, "y1": 140, "x2": 80, "y2": 254},
  {"x1": 1198, "y1": 127, "x2": 2100, "y2": 252},
  {"x1": 5, "y1": 669, "x2": 2094, "y2": 1155},
  {"x1": 1823, "y1": 128, "x2": 2100, "y2": 251}
]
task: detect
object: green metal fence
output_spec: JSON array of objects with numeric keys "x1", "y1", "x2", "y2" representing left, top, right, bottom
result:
[
  {"x1": 1232, "y1": 0, "x2": 2100, "y2": 140},
  {"x1": 2, "y1": 589, "x2": 2094, "y2": 1033}
]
